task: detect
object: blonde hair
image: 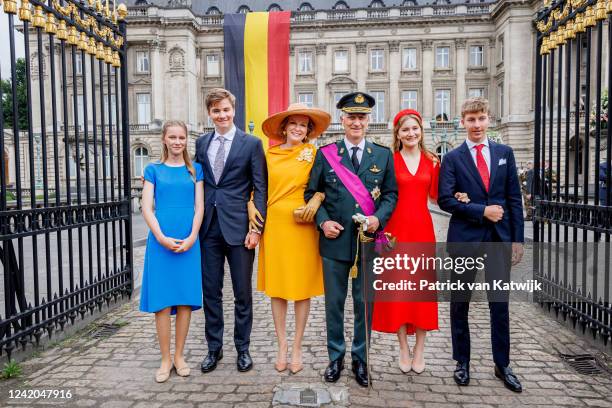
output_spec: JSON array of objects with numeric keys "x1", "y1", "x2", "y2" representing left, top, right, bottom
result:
[
  {"x1": 461, "y1": 97, "x2": 490, "y2": 118},
  {"x1": 205, "y1": 88, "x2": 236, "y2": 112},
  {"x1": 161, "y1": 120, "x2": 196, "y2": 182},
  {"x1": 392, "y1": 113, "x2": 439, "y2": 164}
]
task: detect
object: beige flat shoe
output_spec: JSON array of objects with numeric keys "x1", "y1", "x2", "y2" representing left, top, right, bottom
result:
[
  {"x1": 411, "y1": 356, "x2": 425, "y2": 374},
  {"x1": 175, "y1": 364, "x2": 191, "y2": 377},
  {"x1": 399, "y1": 348, "x2": 412, "y2": 373},
  {"x1": 155, "y1": 365, "x2": 173, "y2": 383},
  {"x1": 289, "y1": 361, "x2": 303, "y2": 374}
]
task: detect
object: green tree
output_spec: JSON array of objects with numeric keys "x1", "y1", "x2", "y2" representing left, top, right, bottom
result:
[{"x1": 1, "y1": 58, "x2": 29, "y2": 130}]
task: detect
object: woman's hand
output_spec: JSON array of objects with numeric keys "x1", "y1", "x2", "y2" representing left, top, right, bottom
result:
[
  {"x1": 301, "y1": 192, "x2": 325, "y2": 222},
  {"x1": 455, "y1": 192, "x2": 470, "y2": 203},
  {"x1": 175, "y1": 235, "x2": 196, "y2": 253},
  {"x1": 158, "y1": 236, "x2": 182, "y2": 251},
  {"x1": 247, "y1": 200, "x2": 264, "y2": 232}
]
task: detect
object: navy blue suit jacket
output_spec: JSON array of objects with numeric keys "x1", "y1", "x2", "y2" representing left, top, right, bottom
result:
[
  {"x1": 195, "y1": 128, "x2": 268, "y2": 246},
  {"x1": 438, "y1": 140, "x2": 524, "y2": 243}
]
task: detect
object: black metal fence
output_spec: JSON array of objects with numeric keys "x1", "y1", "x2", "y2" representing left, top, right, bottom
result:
[
  {"x1": 0, "y1": 0, "x2": 133, "y2": 359},
  {"x1": 534, "y1": 0, "x2": 611, "y2": 347}
]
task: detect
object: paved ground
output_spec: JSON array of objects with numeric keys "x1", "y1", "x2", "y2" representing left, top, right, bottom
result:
[{"x1": 0, "y1": 213, "x2": 611, "y2": 407}]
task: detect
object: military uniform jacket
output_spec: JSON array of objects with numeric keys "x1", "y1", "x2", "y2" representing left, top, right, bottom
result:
[{"x1": 305, "y1": 139, "x2": 398, "y2": 262}]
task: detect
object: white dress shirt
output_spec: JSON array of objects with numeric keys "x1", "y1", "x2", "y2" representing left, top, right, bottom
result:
[
  {"x1": 465, "y1": 137, "x2": 491, "y2": 175},
  {"x1": 343, "y1": 137, "x2": 366, "y2": 163},
  {"x1": 207, "y1": 125, "x2": 236, "y2": 166}
]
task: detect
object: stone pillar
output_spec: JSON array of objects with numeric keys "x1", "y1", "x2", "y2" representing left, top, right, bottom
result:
[
  {"x1": 455, "y1": 39, "x2": 467, "y2": 118},
  {"x1": 389, "y1": 40, "x2": 400, "y2": 116},
  {"x1": 422, "y1": 40, "x2": 434, "y2": 120},
  {"x1": 289, "y1": 45, "x2": 295, "y2": 103},
  {"x1": 316, "y1": 43, "x2": 327, "y2": 110},
  {"x1": 151, "y1": 40, "x2": 165, "y2": 122},
  {"x1": 356, "y1": 42, "x2": 367, "y2": 91}
]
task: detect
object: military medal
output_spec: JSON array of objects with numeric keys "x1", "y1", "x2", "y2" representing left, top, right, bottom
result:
[
  {"x1": 339, "y1": 147, "x2": 345, "y2": 155},
  {"x1": 371, "y1": 186, "x2": 381, "y2": 200},
  {"x1": 366, "y1": 147, "x2": 372, "y2": 154},
  {"x1": 369, "y1": 164, "x2": 381, "y2": 173}
]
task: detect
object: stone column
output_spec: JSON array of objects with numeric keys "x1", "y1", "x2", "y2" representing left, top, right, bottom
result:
[
  {"x1": 455, "y1": 39, "x2": 467, "y2": 117},
  {"x1": 389, "y1": 40, "x2": 400, "y2": 116},
  {"x1": 151, "y1": 40, "x2": 165, "y2": 122},
  {"x1": 316, "y1": 43, "x2": 327, "y2": 110},
  {"x1": 422, "y1": 40, "x2": 434, "y2": 120},
  {"x1": 356, "y1": 42, "x2": 367, "y2": 91}
]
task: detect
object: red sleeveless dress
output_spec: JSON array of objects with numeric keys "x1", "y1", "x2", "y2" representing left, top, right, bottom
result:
[{"x1": 371, "y1": 151, "x2": 439, "y2": 334}]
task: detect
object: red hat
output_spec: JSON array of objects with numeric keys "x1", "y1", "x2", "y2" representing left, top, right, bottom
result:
[{"x1": 393, "y1": 109, "x2": 423, "y2": 127}]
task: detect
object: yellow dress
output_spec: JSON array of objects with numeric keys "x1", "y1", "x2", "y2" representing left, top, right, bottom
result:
[{"x1": 257, "y1": 143, "x2": 323, "y2": 300}]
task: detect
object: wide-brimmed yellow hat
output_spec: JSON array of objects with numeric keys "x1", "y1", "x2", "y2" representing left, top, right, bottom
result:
[{"x1": 262, "y1": 103, "x2": 331, "y2": 142}]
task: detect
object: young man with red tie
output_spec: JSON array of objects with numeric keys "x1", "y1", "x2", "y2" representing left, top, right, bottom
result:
[{"x1": 438, "y1": 98, "x2": 524, "y2": 392}]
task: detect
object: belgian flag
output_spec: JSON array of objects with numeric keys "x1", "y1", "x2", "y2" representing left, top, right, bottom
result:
[{"x1": 223, "y1": 11, "x2": 291, "y2": 147}]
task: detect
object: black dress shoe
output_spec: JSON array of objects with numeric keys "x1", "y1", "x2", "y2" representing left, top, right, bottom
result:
[
  {"x1": 201, "y1": 349, "x2": 223, "y2": 373},
  {"x1": 453, "y1": 361, "x2": 470, "y2": 386},
  {"x1": 237, "y1": 350, "x2": 253, "y2": 372},
  {"x1": 351, "y1": 360, "x2": 369, "y2": 387},
  {"x1": 324, "y1": 358, "x2": 344, "y2": 382},
  {"x1": 495, "y1": 365, "x2": 522, "y2": 393}
]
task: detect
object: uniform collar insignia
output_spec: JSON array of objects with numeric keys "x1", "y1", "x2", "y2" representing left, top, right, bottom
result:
[{"x1": 369, "y1": 164, "x2": 381, "y2": 173}]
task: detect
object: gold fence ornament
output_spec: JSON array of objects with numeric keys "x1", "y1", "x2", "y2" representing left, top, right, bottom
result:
[
  {"x1": 78, "y1": 32, "x2": 88, "y2": 51},
  {"x1": 585, "y1": 5, "x2": 596, "y2": 27},
  {"x1": 96, "y1": 41, "x2": 105, "y2": 60},
  {"x1": 117, "y1": 3, "x2": 127, "y2": 20},
  {"x1": 45, "y1": 13, "x2": 57, "y2": 34},
  {"x1": 104, "y1": 46, "x2": 113, "y2": 64},
  {"x1": 67, "y1": 25, "x2": 78, "y2": 45},
  {"x1": 111, "y1": 51, "x2": 120, "y2": 68},
  {"x1": 607, "y1": 0, "x2": 612, "y2": 13},
  {"x1": 32, "y1": 5, "x2": 45, "y2": 28},
  {"x1": 56, "y1": 19, "x2": 68, "y2": 40},
  {"x1": 87, "y1": 37, "x2": 96, "y2": 55},
  {"x1": 18, "y1": 0, "x2": 30, "y2": 21},
  {"x1": 4, "y1": 0, "x2": 17, "y2": 14}
]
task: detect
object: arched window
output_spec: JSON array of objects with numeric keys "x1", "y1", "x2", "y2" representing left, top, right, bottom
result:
[
  {"x1": 237, "y1": 5, "x2": 251, "y2": 14},
  {"x1": 206, "y1": 6, "x2": 221, "y2": 15},
  {"x1": 369, "y1": 0, "x2": 385, "y2": 8},
  {"x1": 135, "y1": 0, "x2": 148, "y2": 5},
  {"x1": 333, "y1": 1, "x2": 349, "y2": 9},
  {"x1": 133, "y1": 147, "x2": 150, "y2": 177},
  {"x1": 268, "y1": 3, "x2": 282, "y2": 11},
  {"x1": 402, "y1": 0, "x2": 417, "y2": 5},
  {"x1": 298, "y1": 2, "x2": 314, "y2": 11}
]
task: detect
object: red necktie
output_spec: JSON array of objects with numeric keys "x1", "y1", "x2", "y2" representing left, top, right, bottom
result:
[{"x1": 474, "y1": 144, "x2": 489, "y2": 191}]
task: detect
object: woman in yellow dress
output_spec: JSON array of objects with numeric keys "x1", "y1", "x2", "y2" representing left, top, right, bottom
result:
[{"x1": 250, "y1": 103, "x2": 330, "y2": 374}]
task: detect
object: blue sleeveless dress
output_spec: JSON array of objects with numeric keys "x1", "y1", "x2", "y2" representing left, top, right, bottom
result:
[{"x1": 139, "y1": 162, "x2": 204, "y2": 314}]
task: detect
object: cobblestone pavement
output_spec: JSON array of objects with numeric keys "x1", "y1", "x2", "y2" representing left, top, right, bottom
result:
[{"x1": 0, "y1": 214, "x2": 611, "y2": 408}]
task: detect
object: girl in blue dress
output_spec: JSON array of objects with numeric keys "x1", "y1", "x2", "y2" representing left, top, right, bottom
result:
[{"x1": 140, "y1": 120, "x2": 204, "y2": 383}]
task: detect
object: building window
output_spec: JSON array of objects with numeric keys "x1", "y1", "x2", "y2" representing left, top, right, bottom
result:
[
  {"x1": 334, "y1": 50, "x2": 348, "y2": 73},
  {"x1": 298, "y1": 2, "x2": 314, "y2": 11},
  {"x1": 468, "y1": 88, "x2": 484, "y2": 98},
  {"x1": 401, "y1": 90, "x2": 418, "y2": 110},
  {"x1": 298, "y1": 51, "x2": 313, "y2": 74},
  {"x1": 370, "y1": 91, "x2": 385, "y2": 123},
  {"x1": 206, "y1": 7, "x2": 221, "y2": 15},
  {"x1": 435, "y1": 46, "x2": 450, "y2": 68},
  {"x1": 136, "y1": 93, "x2": 151, "y2": 124},
  {"x1": 498, "y1": 83, "x2": 504, "y2": 117},
  {"x1": 75, "y1": 52, "x2": 83, "y2": 75},
  {"x1": 370, "y1": 49, "x2": 384, "y2": 71},
  {"x1": 206, "y1": 54, "x2": 220, "y2": 76},
  {"x1": 369, "y1": 0, "x2": 385, "y2": 7},
  {"x1": 268, "y1": 3, "x2": 282, "y2": 11},
  {"x1": 498, "y1": 36, "x2": 504, "y2": 62},
  {"x1": 103, "y1": 94, "x2": 117, "y2": 125},
  {"x1": 237, "y1": 5, "x2": 251, "y2": 14},
  {"x1": 402, "y1": 47, "x2": 417, "y2": 70},
  {"x1": 333, "y1": 92, "x2": 344, "y2": 122},
  {"x1": 469, "y1": 45, "x2": 484, "y2": 66},
  {"x1": 76, "y1": 94, "x2": 85, "y2": 128},
  {"x1": 435, "y1": 89, "x2": 451, "y2": 121},
  {"x1": 136, "y1": 51, "x2": 150, "y2": 73},
  {"x1": 133, "y1": 147, "x2": 150, "y2": 178},
  {"x1": 298, "y1": 92, "x2": 314, "y2": 107},
  {"x1": 333, "y1": 1, "x2": 349, "y2": 9}
]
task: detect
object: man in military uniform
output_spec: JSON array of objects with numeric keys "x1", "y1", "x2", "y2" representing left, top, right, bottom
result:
[{"x1": 305, "y1": 92, "x2": 398, "y2": 387}]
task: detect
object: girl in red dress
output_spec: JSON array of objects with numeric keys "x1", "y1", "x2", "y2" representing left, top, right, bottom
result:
[{"x1": 372, "y1": 109, "x2": 468, "y2": 374}]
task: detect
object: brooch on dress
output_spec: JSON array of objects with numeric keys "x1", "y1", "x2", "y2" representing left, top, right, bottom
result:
[
  {"x1": 297, "y1": 147, "x2": 314, "y2": 163},
  {"x1": 371, "y1": 186, "x2": 381, "y2": 200}
]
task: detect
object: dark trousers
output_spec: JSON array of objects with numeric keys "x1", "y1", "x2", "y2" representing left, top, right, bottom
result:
[
  {"x1": 322, "y1": 257, "x2": 372, "y2": 364},
  {"x1": 450, "y1": 228, "x2": 511, "y2": 368},
  {"x1": 201, "y1": 208, "x2": 254, "y2": 352}
]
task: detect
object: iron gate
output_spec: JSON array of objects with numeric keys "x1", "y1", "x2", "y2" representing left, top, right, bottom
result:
[
  {"x1": 0, "y1": 0, "x2": 133, "y2": 359},
  {"x1": 534, "y1": 0, "x2": 611, "y2": 347}
]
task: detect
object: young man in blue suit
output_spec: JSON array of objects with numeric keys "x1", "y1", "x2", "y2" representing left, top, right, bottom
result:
[
  {"x1": 438, "y1": 98, "x2": 524, "y2": 392},
  {"x1": 195, "y1": 88, "x2": 267, "y2": 373}
]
